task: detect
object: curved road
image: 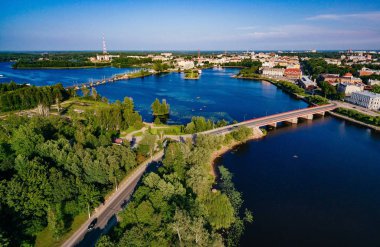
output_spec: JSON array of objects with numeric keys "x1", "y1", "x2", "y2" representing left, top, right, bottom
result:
[{"x1": 62, "y1": 150, "x2": 164, "y2": 247}]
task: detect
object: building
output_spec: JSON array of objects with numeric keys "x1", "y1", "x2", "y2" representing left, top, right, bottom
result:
[
  {"x1": 320, "y1": 73, "x2": 362, "y2": 85},
  {"x1": 177, "y1": 60, "x2": 195, "y2": 70},
  {"x1": 284, "y1": 68, "x2": 302, "y2": 80},
  {"x1": 359, "y1": 67, "x2": 380, "y2": 77},
  {"x1": 340, "y1": 73, "x2": 362, "y2": 84},
  {"x1": 368, "y1": 79, "x2": 380, "y2": 86},
  {"x1": 337, "y1": 83, "x2": 364, "y2": 96},
  {"x1": 298, "y1": 76, "x2": 317, "y2": 90},
  {"x1": 324, "y1": 58, "x2": 342, "y2": 66},
  {"x1": 262, "y1": 67, "x2": 284, "y2": 77},
  {"x1": 348, "y1": 91, "x2": 380, "y2": 110},
  {"x1": 320, "y1": 74, "x2": 341, "y2": 85},
  {"x1": 95, "y1": 54, "x2": 120, "y2": 61}
]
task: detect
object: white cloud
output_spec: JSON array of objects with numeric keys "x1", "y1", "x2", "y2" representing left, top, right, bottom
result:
[{"x1": 306, "y1": 11, "x2": 380, "y2": 21}]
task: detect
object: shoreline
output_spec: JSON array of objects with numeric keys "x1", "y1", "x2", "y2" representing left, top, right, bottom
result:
[
  {"x1": 328, "y1": 111, "x2": 380, "y2": 131},
  {"x1": 235, "y1": 74, "x2": 380, "y2": 132},
  {"x1": 210, "y1": 130, "x2": 264, "y2": 178}
]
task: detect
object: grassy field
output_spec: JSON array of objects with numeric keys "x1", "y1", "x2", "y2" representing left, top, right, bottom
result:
[
  {"x1": 35, "y1": 212, "x2": 88, "y2": 247},
  {"x1": 149, "y1": 125, "x2": 184, "y2": 135}
]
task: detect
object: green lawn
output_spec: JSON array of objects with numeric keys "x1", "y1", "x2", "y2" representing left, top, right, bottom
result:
[
  {"x1": 149, "y1": 125, "x2": 183, "y2": 135},
  {"x1": 35, "y1": 212, "x2": 88, "y2": 247}
]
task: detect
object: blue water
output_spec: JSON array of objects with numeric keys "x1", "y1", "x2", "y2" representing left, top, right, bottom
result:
[
  {"x1": 216, "y1": 118, "x2": 380, "y2": 247},
  {"x1": 0, "y1": 63, "x2": 308, "y2": 124},
  {"x1": 0, "y1": 62, "x2": 136, "y2": 88}
]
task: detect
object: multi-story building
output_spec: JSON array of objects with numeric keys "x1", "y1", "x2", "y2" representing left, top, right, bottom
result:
[
  {"x1": 177, "y1": 60, "x2": 195, "y2": 70},
  {"x1": 284, "y1": 68, "x2": 302, "y2": 80},
  {"x1": 348, "y1": 91, "x2": 380, "y2": 110},
  {"x1": 262, "y1": 67, "x2": 285, "y2": 77},
  {"x1": 337, "y1": 83, "x2": 364, "y2": 96},
  {"x1": 320, "y1": 73, "x2": 362, "y2": 85}
]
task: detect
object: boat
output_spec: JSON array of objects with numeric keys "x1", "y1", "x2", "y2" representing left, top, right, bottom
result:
[
  {"x1": 198, "y1": 69, "x2": 202, "y2": 74},
  {"x1": 0, "y1": 74, "x2": 3, "y2": 77}
]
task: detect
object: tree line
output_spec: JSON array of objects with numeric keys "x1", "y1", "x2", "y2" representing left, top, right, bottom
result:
[
  {"x1": 0, "y1": 95, "x2": 147, "y2": 245},
  {"x1": 0, "y1": 83, "x2": 71, "y2": 112}
]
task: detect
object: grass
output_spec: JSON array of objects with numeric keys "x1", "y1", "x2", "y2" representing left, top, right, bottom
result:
[
  {"x1": 120, "y1": 126, "x2": 143, "y2": 136},
  {"x1": 149, "y1": 125, "x2": 184, "y2": 135},
  {"x1": 35, "y1": 212, "x2": 88, "y2": 247},
  {"x1": 133, "y1": 131, "x2": 144, "y2": 137}
]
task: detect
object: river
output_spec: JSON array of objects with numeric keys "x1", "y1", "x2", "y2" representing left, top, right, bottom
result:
[{"x1": 1, "y1": 63, "x2": 380, "y2": 246}]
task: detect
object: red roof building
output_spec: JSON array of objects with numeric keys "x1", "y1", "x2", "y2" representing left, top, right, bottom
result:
[
  {"x1": 113, "y1": 138, "x2": 123, "y2": 145},
  {"x1": 284, "y1": 68, "x2": 302, "y2": 80}
]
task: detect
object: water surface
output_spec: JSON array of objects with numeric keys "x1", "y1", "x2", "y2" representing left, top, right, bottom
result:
[{"x1": 216, "y1": 118, "x2": 380, "y2": 247}]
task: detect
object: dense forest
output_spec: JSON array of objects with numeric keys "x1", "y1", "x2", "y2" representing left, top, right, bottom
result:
[
  {"x1": 224, "y1": 59, "x2": 262, "y2": 68},
  {"x1": 12, "y1": 59, "x2": 110, "y2": 69},
  {"x1": 0, "y1": 83, "x2": 71, "y2": 112},
  {"x1": 111, "y1": 57, "x2": 152, "y2": 68},
  {"x1": 0, "y1": 96, "x2": 146, "y2": 246},
  {"x1": 98, "y1": 127, "x2": 254, "y2": 246}
]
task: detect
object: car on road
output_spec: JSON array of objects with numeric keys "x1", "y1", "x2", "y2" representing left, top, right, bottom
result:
[{"x1": 87, "y1": 218, "x2": 97, "y2": 231}]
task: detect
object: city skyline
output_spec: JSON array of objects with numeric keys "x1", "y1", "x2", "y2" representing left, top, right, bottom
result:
[{"x1": 1, "y1": 0, "x2": 380, "y2": 51}]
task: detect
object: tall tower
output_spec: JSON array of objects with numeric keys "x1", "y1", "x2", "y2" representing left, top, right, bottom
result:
[
  {"x1": 198, "y1": 48, "x2": 200, "y2": 65},
  {"x1": 102, "y1": 35, "x2": 107, "y2": 55}
]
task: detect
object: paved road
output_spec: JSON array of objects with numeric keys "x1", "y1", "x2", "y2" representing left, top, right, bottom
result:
[
  {"x1": 203, "y1": 104, "x2": 336, "y2": 135},
  {"x1": 62, "y1": 150, "x2": 164, "y2": 247}
]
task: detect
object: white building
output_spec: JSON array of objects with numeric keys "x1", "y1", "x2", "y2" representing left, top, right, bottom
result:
[
  {"x1": 368, "y1": 79, "x2": 380, "y2": 86},
  {"x1": 338, "y1": 83, "x2": 364, "y2": 96},
  {"x1": 348, "y1": 91, "x2": 380, "y2": 110},
  {"x1": 262, "y1": 67, "x2": 285, "y2": 77},
  {"x1": 95, "y1": 54, "x2": 120, "y2": 61},
  {"x1": 177, "y1": 60, "x2": 195, "y2": 70}
]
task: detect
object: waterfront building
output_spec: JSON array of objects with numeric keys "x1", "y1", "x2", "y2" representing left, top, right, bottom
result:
[
  {"x1": 262, "y1": 67, "x2": 285, "y2": 77},
  {"x1": 95, "y1": 54, "x2": 120, "y2": 61},
  {"x1": 337, "y1": 83, "x2": 364, "y2": 96},
  {"x1": 348, "y1": 91, "x2": 380, "y2": 110},
  {"x1": 177, "y1": 60, "x2": 195, "y2": 70}
]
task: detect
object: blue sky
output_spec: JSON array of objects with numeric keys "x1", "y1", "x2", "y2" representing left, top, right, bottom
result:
[{"x1": 1, "y1": 0, "x2": 380, "y2": 51}]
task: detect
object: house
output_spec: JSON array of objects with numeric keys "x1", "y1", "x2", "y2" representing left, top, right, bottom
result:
[
  {"x1": 113, "y1": 138, "x2": 123, "y2": 145},
  {"x1": 284, "y1": 68, "x2": 302, "y2": 80}
]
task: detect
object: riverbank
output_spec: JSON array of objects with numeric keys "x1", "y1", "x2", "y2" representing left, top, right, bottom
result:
[
  {"x1": 210, "y1": 128, "x2": 265, "y2": 177},
  {"x1": 234, "y1": 74, "x2": 380, "y2": 132},
  {"x1": 13, "y1": 65, "x2": 111, "y2": 70},
  {"x1": 328, "y1": 111, "x2": 380, "y2": 131}
]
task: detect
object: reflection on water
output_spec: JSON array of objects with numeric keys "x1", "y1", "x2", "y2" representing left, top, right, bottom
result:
[{"x1": 216, "y1": 117, "x2": 380, "y2": 247}]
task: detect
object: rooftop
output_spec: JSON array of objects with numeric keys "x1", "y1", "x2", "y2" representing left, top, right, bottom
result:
[{"x1": 352, "y1": 91, "x2": 380, "y2": 98}]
